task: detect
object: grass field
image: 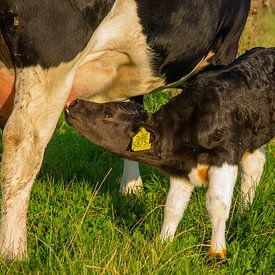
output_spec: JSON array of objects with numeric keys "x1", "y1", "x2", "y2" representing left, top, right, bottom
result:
[{"x1": 1, "y1": 1, "x2": 275, "y2": 274}]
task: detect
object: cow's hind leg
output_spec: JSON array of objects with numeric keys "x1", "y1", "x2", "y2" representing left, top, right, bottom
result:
[
  {"x1": 240, "y1": 148, "x2": 266, "y2": 207},
  {"x1": 206, "y1": 163, "x2": 238, "y2": 260},
  {"x1": 120, "y1": 160, "x2": 143, "y2": 195},
  {"x1": 0, "y1": 65, "x2": 74, "y2": 260},
  {"x1": 119, "y1": 96, "x2": 144, "y2": 195}
]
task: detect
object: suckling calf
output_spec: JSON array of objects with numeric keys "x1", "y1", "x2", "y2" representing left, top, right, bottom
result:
[{"x1": 66, "y1": 47, "x2": 275, "y2": 259}]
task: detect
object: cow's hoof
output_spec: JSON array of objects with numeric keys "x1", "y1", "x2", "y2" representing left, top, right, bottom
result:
[
  {"x1": 119, "y1": 175, "x2": 143, "y2": 195},
  {"x1": 159, "y1": 234, "x2": 174, "y2": 244},
  {"x1": 0, "y1": 249, "x2": 27, "y2": 262},
  {"x1": 0, "y1": 238, "x2": 27, "y2": 262},
  {"x1": 208, "y1": 249, "x2": 227, "y2": 263},
  {"x1": 159, "y1": 226, "x2": 176, "y2": 243}
]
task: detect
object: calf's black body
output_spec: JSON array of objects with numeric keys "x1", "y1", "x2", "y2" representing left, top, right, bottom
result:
[{"x1": 66, "y1": 47, "x2": 274, "y2": 259}]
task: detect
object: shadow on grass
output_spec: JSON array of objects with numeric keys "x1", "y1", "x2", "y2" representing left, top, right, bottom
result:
[
  {"x1": 0, "y1": 113, "x2": 155, "y2": 231},
  {"x1": 39, "y1": 114, "x2": 160, "y2": 231}
]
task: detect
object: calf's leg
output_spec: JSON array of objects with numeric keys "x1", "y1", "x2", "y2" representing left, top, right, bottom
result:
[
  {"x1": 240, "y1": 148, "x2": 265, "y2": 207},
  {"x1": 160, "y1": 177, "x2": 194, "y2": 241},
  {"x1": 206, "y1": 163, "x2": 238, "y2": 259},
  {"x1": 0, "y1": 64, "x2": 75, "y2": 261}
]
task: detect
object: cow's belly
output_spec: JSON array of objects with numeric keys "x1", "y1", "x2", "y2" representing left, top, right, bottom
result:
[
  {"x1": 68, "y1": 51, "x2": 164, "y2": 105},
  {"x1": 68, "y1": 0, "x2": 165, "y2": 105}
]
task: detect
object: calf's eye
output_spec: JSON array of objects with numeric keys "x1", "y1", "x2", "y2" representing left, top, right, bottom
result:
[{"x1": 104, "y1": 109, "x2": 113, "y2": 118}]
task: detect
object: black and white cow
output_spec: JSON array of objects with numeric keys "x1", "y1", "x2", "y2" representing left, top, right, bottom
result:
[
  {"x1": 0, "y1": 0, "x2": 250, "y2": 260},
  {"x1": 65, "y1": 47, "x2": 275, "y2": 259}
]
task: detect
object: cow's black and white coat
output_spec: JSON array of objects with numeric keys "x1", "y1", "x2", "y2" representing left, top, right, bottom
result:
[
  {"x1": 66, "y1": 47, "x2": 275, "y2": 259},
  {"x1": 0, "y1": 0, "x2": 250, "y2": 260}
]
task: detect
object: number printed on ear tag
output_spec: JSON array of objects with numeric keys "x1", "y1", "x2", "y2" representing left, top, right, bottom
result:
[{"x1": 131, "y1": 127, "x2": 152, "y2": 151}]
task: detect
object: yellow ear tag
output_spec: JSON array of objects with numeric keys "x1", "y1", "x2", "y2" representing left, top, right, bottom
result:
[{"x1": 131, "y1": 127, "x2": 152, "y2": 151}]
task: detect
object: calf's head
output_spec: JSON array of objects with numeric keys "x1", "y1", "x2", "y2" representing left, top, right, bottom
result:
[{"x1": 65, "y1": 100, "x2": 149, "y2": 154}]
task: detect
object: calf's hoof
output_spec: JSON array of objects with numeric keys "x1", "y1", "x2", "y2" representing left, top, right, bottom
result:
[{"x1": 208, "y1": 248, "x2": 227, "y2": 263}]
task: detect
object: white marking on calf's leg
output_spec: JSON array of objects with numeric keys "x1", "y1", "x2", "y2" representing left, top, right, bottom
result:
[
  {"x1": 206, "y1": 163, "x2": 238, "y2": 259},
  {"x1": 240, "y1": 148, "x2": 265, "y2": 207},
  {"x1": 188, "y1": 164, "x2": 209, "y2": 187},
  {"x1": 160, "y1": 177, "x2": 194, "y2": 242},
  {"x1": 119, "y1": 160, "x2": 142, "y2": 195},
  {"x1": 0, "y1": 63, "x2": 77, "y2": 261}
]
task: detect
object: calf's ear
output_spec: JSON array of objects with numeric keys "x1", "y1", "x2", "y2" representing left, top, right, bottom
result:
[{"x1": 138, "y1": 123, "x2": 159, "y2": 144}]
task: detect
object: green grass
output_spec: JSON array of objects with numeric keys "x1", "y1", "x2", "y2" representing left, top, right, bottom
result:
[
  {"x1": 1, "y1": 105, "x2": 274, "y2": 274},
  {"x1": 1, "y1": 2, "x2": 275, "y2": 274}
]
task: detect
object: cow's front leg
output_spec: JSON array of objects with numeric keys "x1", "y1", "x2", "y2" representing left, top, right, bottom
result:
[
  {"x1": 119, "y1": 160, "x2": 143, "y2": 195},
  {"x1": 206, "y1": 163, "x2": 238, "y2": 260},
  {"x1": 160, "y1": 177, "x2": 194, "y2": 241},
  {"x1": 0, "y1": 65, "x2": 74, "y2": 261}
]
